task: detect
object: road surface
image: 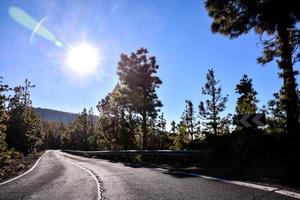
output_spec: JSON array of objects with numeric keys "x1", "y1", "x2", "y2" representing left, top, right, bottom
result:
[{"x1": 0, "y1": 150, "x2": 298, "y2": 200}]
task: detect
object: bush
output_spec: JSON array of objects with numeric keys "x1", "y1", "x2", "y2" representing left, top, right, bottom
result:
[
  {"x1": 0, "y1": 150, "x2": 11, "y2": 166},
  {"x1": 196, "y1": 129, "x2": 300, "y2": 185}
]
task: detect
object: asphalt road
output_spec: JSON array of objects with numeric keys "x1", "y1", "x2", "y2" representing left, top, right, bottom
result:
[{"x1": 0, "y1": 150, "x2": 298, "y2": 200}]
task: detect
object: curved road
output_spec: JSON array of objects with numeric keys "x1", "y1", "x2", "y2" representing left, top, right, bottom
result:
[{"x1": 0, "y1": 150, "x2": 298, "y2": 200}]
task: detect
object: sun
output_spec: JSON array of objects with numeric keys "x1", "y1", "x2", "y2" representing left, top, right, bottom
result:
[{"x1": 66, "y1": 43, "x2": 99, "y2": 76}]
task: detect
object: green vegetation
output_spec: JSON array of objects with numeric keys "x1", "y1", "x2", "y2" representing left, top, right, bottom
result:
[
  {"x1": 0, "y1": 77, "x2": 10, "y2": 163},
  {"x1": 1, "y1": 1, "x2": 299, "y2": 185},
  {"x1": 199, "y1": 69, "x2": 229, "y2": 135},
  {"x1": 234, "y1": 75, "x2": 259, "y2": 127},
  {"x1": 235, "y1": 75, "x2": 258, "y2": 116},
  {"x1": 1, "y1": 47, "x2": 299, "y2": 184},
  {"x1": 0, "y1": 49, "x2": 298, "y2": 154},
  {"x1": 6, "y1": 79, "x2": 43, "y2": 155},
  {"x1": 38, "y1": 53, "x2": 298, "y2": 156},
  {"x1": 0, "y1": 78, "x2": 43, "y2": 167},
  {"x1": 117, "y1": 48, "x2": 163, "y2": 149},
  {"x1": 34, "y1": 107, "x2": 78, "y2": 124},
  {"x1": 205, "y1": 0, "x2": 299, "y2": 135}
]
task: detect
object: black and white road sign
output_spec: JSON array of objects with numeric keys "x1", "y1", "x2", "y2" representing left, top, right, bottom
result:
[{"x1": 238, "y1": 113, "x2": 266, "y2": 128}]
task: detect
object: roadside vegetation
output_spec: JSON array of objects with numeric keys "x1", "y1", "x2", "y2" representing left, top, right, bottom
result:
[
  {"x1": 0, "y1": 78, "x2": 43, "y2": 181},
  {"x1": 0, "y1": 0, "x2": 299, "y2": 186}
]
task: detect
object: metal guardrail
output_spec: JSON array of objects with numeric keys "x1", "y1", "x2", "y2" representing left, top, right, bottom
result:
[{"x1": 63, "y1": 149, "x2": 202, "y2": 157}]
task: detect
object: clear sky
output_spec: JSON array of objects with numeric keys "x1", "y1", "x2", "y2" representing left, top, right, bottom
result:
[{"x1": 1, "y1": 0, "x2": 299, "y2": 125}]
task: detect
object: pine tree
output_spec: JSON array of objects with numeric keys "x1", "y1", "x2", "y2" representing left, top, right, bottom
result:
[
  {"x1": 157, "y1": 112, "x2": 167, "y2": 134},
  {"x1": 267, "y1": 91, "x2": 286, "y2": 132},
  {"x1": 170, "y1": 120, "x2": 177, "y2": 136},
  {"x1": 6, "y1": 79, "x2": 42, "y2": 154},
  {"x1": 86, "y1": 107, "x2": 98, "y2": 150},
  {"x1": 43, "y1": 121, "x2": 59, "y2": 149},
  {"x1": 0, "y1": 76, "x2": 10, "y2": 163},
  {"x1": 173, "y1": 125, "x2": 189, "y2": 150},
  {"x1": 25, "y1": 108, "x2": 43, "y2": 152},
  {"x1": 117, "y1": 48, "x2": 162, "y2": 149},
  {"x1": 199, "y1": 69, "x2": 229, "y2": 135},
  {"x1": 205, "y1": 0, "x2": 300, "y2": 134},
  {"x1": 112, "y1": 86, "x2": 138, "y2": 150},
  {"x1": 69, "y1": 108, "x2": 91, "y2": 150},
  {"x1": 96, "y1": 85, "x2": 137, "y2": 150},
  {"x1": 157, "y1": 112, "x2": 169, "y2": 149},
  {"x1": 97, "y1": 92, "x2": 118, "y2": 150},
  {"x1": 182, "y1": 100, "x2": 198, "y2": 141},
  {"x1": 235, "y1": 75, "x2": 258, "y2": 115}
]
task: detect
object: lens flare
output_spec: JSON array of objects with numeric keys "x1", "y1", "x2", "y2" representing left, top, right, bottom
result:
[{"x1": 8, "y1": 6, "x2": 62, "y2": 47}]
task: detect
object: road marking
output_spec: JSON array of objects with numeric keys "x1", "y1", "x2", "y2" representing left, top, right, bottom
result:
[
  {"x1": 174, "y1": 171, "x2": 300, "y2": 199},
  {"x1": 60, "y1": 152, "x2": 103, "y2": 200},
  {"x1": 0, "y1": 151, "x2": 47, "y2": 186},
  {"x1": 61, "y1": 151, "x2": 300, "y2": 199},
  {"x1": 275, "y1": 190, "x2": 300, "y2": 199}
]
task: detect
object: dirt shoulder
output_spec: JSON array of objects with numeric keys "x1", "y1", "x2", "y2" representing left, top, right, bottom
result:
[{"x1": 0, "y1": 151, "x2": 43, "y2": 183}]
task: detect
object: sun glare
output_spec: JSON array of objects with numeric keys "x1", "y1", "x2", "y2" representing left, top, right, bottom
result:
[{"x1": 66, "y1": 43, "x2": 99, "y2": 76}]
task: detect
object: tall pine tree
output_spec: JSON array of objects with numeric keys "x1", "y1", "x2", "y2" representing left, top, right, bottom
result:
[
  {"x1": 267, "y1": 91, "x2": 286, "y2": 132},
  {"x1": 6, "y1": 79, "x2": 42, "y2": 154},
  {"x1": 97, "y1": 85, "x2": 137, "y2": 150},
  {"x1": 117, "y1": 48, "x2": 162, "y2": 149},
  {"x1": 199, "y1": 69, "x2": 229, "y2": 135},
  {"x1": 0, "y1": 77, "x2": 10, "y2": 162},
  {"x1": 235, "y1": 75, "x2": 258, "y2": 115},
  {"x1": 182, "y1": 100, "x2": 198, "y2": 141},
  {"x1": 205, "y1": 0, "x2": 300, "y2": 134}
]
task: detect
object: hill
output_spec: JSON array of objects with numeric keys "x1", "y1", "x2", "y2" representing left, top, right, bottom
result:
[{"x1": 34, "y1": 107, "x2": 78, "y2": 124}]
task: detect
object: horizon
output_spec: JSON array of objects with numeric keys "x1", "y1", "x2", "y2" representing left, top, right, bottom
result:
[
  {"x1": 1, "y1": 1, "x2": 300, "y2": 199},
  {"x1": 1, "y1": 0, "x2": 299, "y2": 125}
]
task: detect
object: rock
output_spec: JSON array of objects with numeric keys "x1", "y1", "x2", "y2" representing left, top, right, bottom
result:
[{"x1": 16, "y1": 164, "x2": 25, "y2": 171}]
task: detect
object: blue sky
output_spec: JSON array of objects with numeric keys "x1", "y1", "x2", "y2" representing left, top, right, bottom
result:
[{"x1": 0, "y1": 0, "x2": 299, "y2": 125}]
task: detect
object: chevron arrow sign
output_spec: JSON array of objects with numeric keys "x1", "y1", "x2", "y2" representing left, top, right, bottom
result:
[{"x1": 238, "y1": 113, "x2": 266, "y2": 128}]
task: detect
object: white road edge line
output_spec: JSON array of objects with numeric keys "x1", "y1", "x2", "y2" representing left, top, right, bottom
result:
[
  {"x1": 0, "y1": 150, "x2": 47, "y2": 186},
  {"x1": 177, "y1": 171, "x2": 300, "y2": 199},
  {"x1": 60, "y1": 152, "x2": 300, "y2": 200},
  {"x1": 275, "y1": 190, "x2": 300, "y2": 199},
  {"x1": 60, "y1": 152, "x2": 101, "y2": 200}
]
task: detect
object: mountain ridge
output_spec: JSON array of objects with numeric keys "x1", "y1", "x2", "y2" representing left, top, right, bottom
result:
[{"x1": 34, "y1": 107, "x2": 78, "y2": 124}]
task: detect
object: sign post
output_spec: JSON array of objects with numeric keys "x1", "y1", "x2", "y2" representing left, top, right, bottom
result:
[{"x1": 238, "y1": 113, "x2": 266, "y2": 128}]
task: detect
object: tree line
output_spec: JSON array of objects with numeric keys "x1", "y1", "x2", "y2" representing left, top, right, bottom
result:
[
  {"x1": 1, "y1": 1, "x2": 299, "y2": 171},
  {"x1": 39, "y1": 48, "x2": 298, "y2": 152},
  {"x1": 1, "y1": 45, "x2": 299, "y2": 159},
  {"x1": 0, "y1": 78, "x2": 42, "y2": 163}
]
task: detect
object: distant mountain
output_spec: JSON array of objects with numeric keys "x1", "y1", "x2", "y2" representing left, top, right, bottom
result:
[{"x1": 34, "y1": 107, "x2": 78, "y2": 124}]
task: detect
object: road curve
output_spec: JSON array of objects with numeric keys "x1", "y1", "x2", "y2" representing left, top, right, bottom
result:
[{"x1": 0, "y1": 150, "x2": 298, "y2": 200}]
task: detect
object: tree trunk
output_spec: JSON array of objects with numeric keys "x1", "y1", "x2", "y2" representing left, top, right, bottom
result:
[
  {"x1": 277, "y1": 23, "x2": 299, "y2": 135},
  {"x1": 212, "y1": 123, "x2": 217, "y2": 135},
  {"x1": 142, "y1": 112, "x2": 147, "y2": 149},
  {"x1": 212, "y1": 86, "x2": 218, "y2": 135}
]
